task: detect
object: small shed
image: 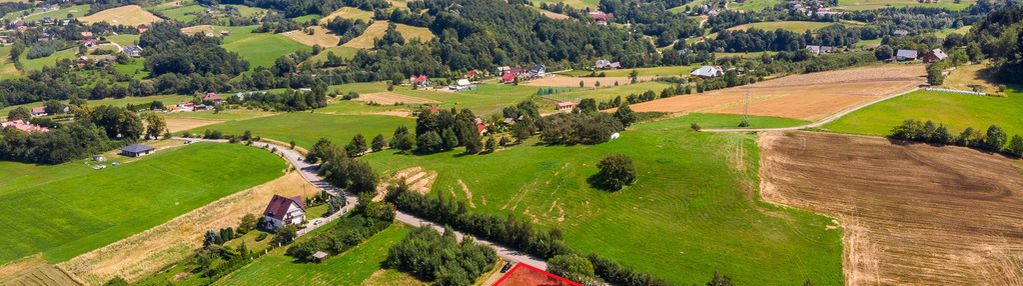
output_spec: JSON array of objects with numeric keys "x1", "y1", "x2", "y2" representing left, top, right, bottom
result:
[
  {"x1": 121, "y1": 144, "x2": 155, "y2": 157},
  {"x1": 312, "y1": 251, "x2": 328, "y2": 262}
]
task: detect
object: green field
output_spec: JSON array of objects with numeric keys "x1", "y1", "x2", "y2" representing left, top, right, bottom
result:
[
  {"x1": 228, "y1": 4, "x2": 267, "y2": 17},
  {"x1": 106, "y1": 34, "x2": 141, "y2": 46},
  {"x1": 546, "y1": 81, "x2": 673, "y2": 103},
  {"x1": 305, "y1": 46, "x2": 360, "y2": 65},
  {"x1": 397, "y1": 84, "x2": 543, "y2": 115},
  {"x1": 824, "y1": 89, "x2": 1023, "y2": 137},
  {"x1": 189, "y1": 112, "x2": 415, "y2": 149},
  {"x1": 360, "y1": 114, "x2": 844, "y2": 285},
  {"x1": 219, "y1": 26, "x2": 308, "y2": 69},
  {"x1": 726, "y1": 21, "x2": 838, "y2": 33},
  {"x1": 683, "y1": 113, "x2": 810, "y2": 129},
  {"x1": 560, "y1": 65, "x2": 700, "y2": 77},
  {"x1": 3, "y1": 4, "x2": 89, "y2": 22},
  {"x1": 158, "y1": 4, "x2": 205, "y2": 22},
  {"x1": 164, "y1": 108, "x2": 272, "y2": 121},
  {"x1": 836, "y1": 0, "x2": 975, "y2": 10},
  {"x1": 529, "y1": 0, "x2": 600, "y2": 9},
  {"x1": 0, "y1": 44, "x2": 19, "y2": 79},
  {"x1": 213, "y1": 224, "x2": 417, "y2": 286},
  {"x1": 730, "y1": 0, "x2": 783, "y2": 12},
  {"x1": 20, "y1": 48, "x2": 77, "y2": 72},
  {"x1": 290, "y1": 14, "x2": 321, "y2": 23},
  {"x1": 0, "y1": 142, "x2": 286, "y2": 264},
  {"x1": 0, "y1": 94, "x2": 190, "y2": 115}
]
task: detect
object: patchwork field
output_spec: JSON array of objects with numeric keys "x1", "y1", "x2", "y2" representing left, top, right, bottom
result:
[
  {"x1": 360, "y1": 115, "x2": 844, "y2": 285},
  {"x1": 60, "y1": 171, "x2": 319, "y2": 284},
  {"x1": 823, "y1": 88, "x2": 1023, "y2": 136},
  {"x1": 730, "y1": 0, "x2": 783, "y2": 12},
  {"x1": 726, "y1": 21, "x2": 838, "y2": 32},
  {"x1": 212, "y1": 224, "x2": 418, "y2": 286},
  {"x1": 306, "y1": 46, "x2": 360, "y2": 64},
  {"x1": 545, "y1": 81, "x2": 672, "y2": 103},
  {"x1": 631, "y1": 65, "x2": 926, "y2": 121},
  {"x1": 78, "y1": 5, "x2": 162, "y2": 26},
  {"x1": 188, "y1": 113, "x2": 415, "y2": 149},
  {"x1": 836, "y1": 0, "x2": 976, "y2": 10},
  {"x1": 283, "y1": 26, "x2": 341, "y2": 47},
  {"x1": 0, "y1": 143, "x2": 285, "y2": 264},
  {"x1": 342, "y1": 21, "x2": 436, "y2": 49},
  {"x1": 157, "y1": 4, "x2": 204, "y2": 22},
  {"x1": 218, "y1": 26, "x2": 308, "y2": 69},
  {"x1": 760, "y1": 131, "x2": 1023, "y2": 285}
]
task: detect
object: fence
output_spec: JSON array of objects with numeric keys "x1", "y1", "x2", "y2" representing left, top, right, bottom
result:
[{"x1": 925, "y1": 87, "x2": 987, "y2": 96}]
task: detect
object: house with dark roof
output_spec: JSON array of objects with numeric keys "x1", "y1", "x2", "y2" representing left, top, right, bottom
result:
[
  {"x1": 895, "y1": 49, "x2": 918, "y2": 61},
  {"x1": 121, "y1": 144, "x2": 155, "y2": 157},
  {"x1": 31, "y1": 107, "x2": 47, "y2": 117},
  {"x1": 893, "y1": 29, "x2": 910, "y2": 37},
  {"x1": 594, "y1": 59, "x2": 621, "y2": 70},
  {"x1": 263, "y1": 195, "x2": 306, "y2": 230},
  {"x1": 122, "y1": 45, "x2": 143, "y2": 57},
  {"x1": 921, "y1": 48, "x2": 947, "y2": 63}
]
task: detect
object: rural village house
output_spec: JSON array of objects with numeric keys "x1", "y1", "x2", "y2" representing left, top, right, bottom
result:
[
  {"x1": 263, "y1": 195, "x2": 306, "y2": 230},
  {"x1": 921, "y1": 49, "x2": 948, "y2": 63},
  {"x1": 805, "y1": 45, "x2": 836, "y2": 55},
  {"x1": 121, "y1": 144, "x2": 155, "y2": 157},
  {"x1": 556, "y1": 102, "x2": 577, "y2": 113},
  {"x1": 595, "y1": 59, "x2": 621, "y2": 70},
  {"x1": 501, "y1": 72, "x2": 516, "y2": 84},
  {"x1": 410, "y1": 75, "x2": 431, "y2": 86},
  {"x1": 449, "y1": 79, "x2": 476, "y2": 91},
  {"x1": 589, "y1": 11, "x2": 614, "y2": 25},
  {"x1": 30, "y1": 107, "x2": 47, "y2": 117},
  {"x1": 202, "y1": 92, "x2": 224, "y2": 104},
  {"x1": 894, "y1": 29, "x2": 910, "y2": 37},
  {"x1": 896, "y1": 49, "x2": 919, "y2": 61},
  {"x1": 1, "y1": 120, "x2": 49, "y2": 133},
  {"x1": 122, "y1": 45, "x2": 143, "y2": 57},
  {"x1": 690, "y1": 65, "x2": 724, "y2": 78}
]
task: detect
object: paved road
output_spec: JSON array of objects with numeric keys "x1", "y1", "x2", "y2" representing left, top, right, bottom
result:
[
  {"x1": 179, "y1": 138, "x2": 549, "y2": 269},
  {"x1": 702, "y1": 87, "x2": 921, "y2": 133}
]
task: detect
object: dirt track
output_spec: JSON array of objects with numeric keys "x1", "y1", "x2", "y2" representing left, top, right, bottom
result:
[
  {"x1": 760, "y1": 131, "x2": 1023, "y2": 285},
  {"x1": 631, "y1": 65, "x2": 925, "y2": 121}
]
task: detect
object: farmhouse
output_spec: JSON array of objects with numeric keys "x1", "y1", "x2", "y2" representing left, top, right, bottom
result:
[
  {"x1": 202, "y1": 92, "x2": 224, "y2": 103},
  {"x1": 806, "y1": 45, "x2": 836, "y2": 55},
  {"x1": 30, "y1": 107, "x2": 47, "y2": 117},
  {"x1": 501, "y1": 72, "x2": 516, "y2": 84},
  {"x1": 594, "y1": 59, "x2": 621, "y2": 70},
  {"x1": 895, "y1": 49, "x2": 918, "y2": 61},
  {"x1": 556, "y1": 101, "x2": 577, "y2": 113},
  {"x1": 263, "y1": 195, "x2": 306, "y2": 230},
  {"x1": 1, "y1": 120, "x2": 49, "y2": 133},
  {"x1": 475, "y1": 118, "x2": 488, "y2": 135},
  {"x1": 82, "y1": 38, "x2": 97, "y2": 48},
  {"x1": 690, "y1": 65, "x2": 724, "y2": 78},
  {"x1": 122, "y1": 45, "x2": 143, "y2": 57},
  {"x1": 529, "y1": 65, "x2": 546, "y2": 78},
  {"x1": 589, "y1": 11, "x2": 614, "y2": 25},
  {"x1": 465, "y1": 69, "x2": 481, "y2": 80},
  {"x1": 893, "y1": 29, "x2": 910, "y2": 37},
  {"x1": 121, "y1": 144, "x2": 155, "y2": 157},
  {"x1": 410, "y1": 75, "x2": 431, "y2": 86},
  {"x1": 449, "y1": 79, "x2": 476, "y2": 91},
  {"x1": 921, "y1": 49, "x2": 947, "y2": 63}
]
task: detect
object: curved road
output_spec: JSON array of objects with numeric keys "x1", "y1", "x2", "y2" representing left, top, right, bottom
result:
[
  {"x1": 702, "y1": 87, "x2": 921, "y2": 133},
  {"x1": 181, "y1": 138, "x2": 549, "y2": 269}
]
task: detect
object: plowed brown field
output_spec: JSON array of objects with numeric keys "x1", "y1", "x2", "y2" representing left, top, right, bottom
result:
[
  {"x1": 631, "y1": 65, "x2": 926, "y2": 121},
  {"x1": 760, "y1": 131, "x2": 1023, "y2": 285}
]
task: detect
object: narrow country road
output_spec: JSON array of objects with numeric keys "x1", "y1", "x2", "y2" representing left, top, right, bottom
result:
[
  {"x1": 179, "y1": 138, "x2": 549, "y2": 269},
  {"x1": 702, "y1": 87, "x2": 921, "y2": 132}
]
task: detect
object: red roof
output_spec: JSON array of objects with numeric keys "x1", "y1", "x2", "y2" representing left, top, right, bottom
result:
[
  {"x1": 557, "y1": 102, "x2": 577, "y2": 108},
  {"x1": 476, "y1": 122, "x2": 487, "y2": 134},
  {"x1": 1, "y1": 120, "x2": 48, "y2": 133},
  {"x1": 263, "y1": 195, "x2": 304, "y2": 221},
  {"x1": 138, "y1": 27, "x2": 149, "y2": 33},
  {"x1": 466, "y1": 70, "x2": 480, "y2": 78},
  {"x1": 426, "y1": 106, "x2": 440, "y2": 114},
  {"x1": 494, "y1": 263, "x2": 581, "y2": 286},
  {"x1": 502, "y1": 72, "x2": 516, "y2": 83},
  {"x1": 411, "y1": 75, "x2": 429, "y2": 84},
  {"x1": 31, "y1": 107, "x2": 46, "y2": 114},
  {"x1": 590, "y1": 12, "x2": 614, "y2": 20},
  {"x1": 202, "y1": 92, "x2": 223, "y2": 102}
]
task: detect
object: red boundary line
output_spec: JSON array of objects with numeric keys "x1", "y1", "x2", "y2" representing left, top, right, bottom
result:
[{"x1": 492, "y1": 263, "x2": 582, "y2": 286}]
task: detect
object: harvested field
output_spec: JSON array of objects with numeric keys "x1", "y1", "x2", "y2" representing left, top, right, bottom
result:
[
  {"x1": 78, "y1": 5, "x2": 162, "y2": 26},
  {"x1": 539, "y1": 10, "x2": 570, "y2": 20},
  {"x1": 164, "y1": 118, "x2": 222, "y2": 133},
  {"x1": 179, "y1": 25, "x2": 217, "y2": 36},
  {"x1": 320, "y1": 7, "x2": 373, "y2": 23},
  {"x1": 760, "y1": 131, "x2": 1023, "y2": 285},
  {"x1": 0, "y1": 255, "x2": 82, "y2": 286},
  {"x1": 631, "y1": 65, "x2": 926, "y2": 121},
  {"x1": 354, "y1": 92, "x2": 440, "y2": 105},
  {"x1": 58, "y1": 171, "x2": 319, "y2": 284},
  {"x1": 282, "y1": 26, "x2": 340, "y2": 47},
  {"x1": 941, "y1": 63, "x2": 1003, "y2": 95},
  {"x1": 523, "y1": 75, "x2": 656, "y2": 88},
  {"x1": 342, "y1": 21, "x2": 434, "y2": 49}
]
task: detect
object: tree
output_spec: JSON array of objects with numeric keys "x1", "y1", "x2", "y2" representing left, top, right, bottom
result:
[
  {"x1": 239, "y1": 214, "x2": 258, "y2": 234},
  {"x1": 932, "y1": 124, "x2": 952, "y2": 145},
  {"x1": 241, "y1": 130, "x2": 253, "y2": 141},
  {"x1": 346, "y1": 134, "x2": 368, "y2": 157},
  {"x1": 548, "y1": 254, "x2": 596, "y2": 283},
  {"x1": 347, "y1": 160, "x2": 379, "y2": 194},
  {"x1": 390, "y1": 126, "x2": 415, "y2": 153},
  {"x1": 372, "y1": 134, "x2": 387, "y2": 152},
  {"x1": 613, "y1": 102, "x2": 637, "y2": 127},
  {"x1": 984, "y1": 125, "x2": 1007, "y2": 151},
  {"x1": 307, "y1": 138, "x2": 333, "y2": 163},
  {"x1": 441, "y1": 128, "x2": 459, "y2": 150},
  {"x1": 629, "y1": 69, "x2": 639, "y2": 83},
  {"x1": 594, "y1": 154, "x2": 636, "y2": 191},
  {"x1": 203, "y1": 230, "x2": 221, "y2": 247},
  {"x1": 327, "y1": 193, "x2": 347, "y2": 215},
  {"x1": 485, "y1": 136, "x2": 496, "y2": 153},
  {"x1": 499, "y1": 136, "x2": 510, "y2": 146},
  {"x1": 927, "y1": 63, "x2": 946, "y2": 85},
  {"x1": 707, "y1": 272, "x2": 735, "y2": 286},
  {"x1": 416, "y1": 131, "x2": 444, "y2": 153},
  {"x1": 577, "y1": 98, "x2": 597, "y2": 114},
  {"x1": 7, "y1": 107, "x2": 31, "y2": 121},
  {"x1": 68, "y1": 95, "x2": 88, "y2": 108},
  {"x1": 512, "y1": 118, "x2": 534, "y2": 142},
  {"x1": 874, "y1": 45, "x2": 894, "y2": 60},
  {"x1": 691, "y1": 122, "x2": 702, "y2": 131},
  {"x1": 272, "y1": 225, "x2": 298, "y2": 245},
  {"x1": 44, "y1": 100, "x2": 66, "y2": 115},
  {"x1": 103, "y1": 277, "x2": 128, "y2": 286},
  {"x1": 143, "y1": 113, "x2": 167, "y2": 140}
]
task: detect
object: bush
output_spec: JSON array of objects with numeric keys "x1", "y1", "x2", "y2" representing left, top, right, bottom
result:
[
  {"x1": 548, "y1": 254, "x2": 598, "y2": 283},
  {"x1": 385, "y1": 226, "x2": 497, "y2": 284},
  {"x1": 285, "y1": 212, "x2": 391, "y2": 261},
  {"x1": 593, "y1": 154, "x2": 636, "y2": 191},
  {"x1": 255, "y1": 232, "x2": 268, "y2": 241}
]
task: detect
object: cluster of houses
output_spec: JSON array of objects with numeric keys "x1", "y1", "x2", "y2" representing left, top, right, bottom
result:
[
  {"x1": 498, "y1": 65, "x2": 547, "y2": 84},
  {"x1": 1, "y1": 120, "x2": 49, "y2": 133},
  {"x1": 894, "y1": 48, "x2": 947, "y2": 63},
  {"x1": 790, "y1": 0, "x2": 844, "y2": 16},
  {"x1": 805, "y1": 45, "x2": 839, "y2": 55}
]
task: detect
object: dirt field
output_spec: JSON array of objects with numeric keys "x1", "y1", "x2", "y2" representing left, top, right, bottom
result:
[
  {"x1": 539, "y1": 10, "x2": 570, "y2": 20},
  {"x1": 0, "y1": 255, "x2": 82, "y2": 286},
  {"x1": 180, "y1": 25, "x2": 217, "y2": 36},
  {"x1": 342, "y1": 21, "x2": 435, "y2": 49},
  {"x1": 942, "y1": 63, "x2": 1003, "y2": 95},
  {"x1": 57, "y1": 171, "x2": 318, "y2": 284},
  {"x1": 78, "y1": 5, "x2": 162, "y2": 26},
  {"x1": 282, "y1": 26, "x2": 340, "y2": 47},
  {"x1": 164, "y1": 118, "x2": 222, "y2": 133},
  {"x1": 631, "y1": 65, "x2": 926, "y2": 121},
  {"x1": 759, "y1": 131, "x2": 1023, "y2": 285},
  {"x1": 354, "y1": 92, "x2": 440, "y2": 105},
  {"x1": 522, "y1": 75, "x2": 656, "y2": 88}
]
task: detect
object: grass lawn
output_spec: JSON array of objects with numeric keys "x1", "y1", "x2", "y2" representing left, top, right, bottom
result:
[
  {"x1": 730, "y1": 0, "x2": 783, "y2": 12},
  {"x1": 682, "y1": 113, "x2": 810, "y2": 129},
  {"x1": 726, "y1": 21, "x2": 837, "y2": 33},
  {"x1": 0, "y1": 142, "x2": 286, "y2": 264},
  {"x1": 836, "y1": 0, "x2": 975, "y2": 10},
  {"x1": 158, "y1": 4, "x2": 204, "y2": 22},
  {"x1": 3, "y1": 4, "x2": 89, "y2": 22},
  {"x1": 213, "y1": 224, "x2": 416, "y2": 286},
  {"x1": 546, "y1": 81, "x2": 673, "y2": 103},
  {"x1": 0, "y1": 44, "x2": 20, "y2": 79},
  {"x1": 560, "y1": 65, "x2": 700, "y2": 77},
  {"x1": 317, "y1": 101, "x2": 405, "y2": 115},
  {"x1": 396, "y1": 83, "x2": 543, "y2": 115},
  {"x1": 163, "y1": 108, "x2": 273, "y2": 121},
  {"x1": 529, "y1": 0, "x2": 600, "y2": 9},
  {"x1": 0, "y1": 95, "x2": 190, "y2": 115},
  {"x1": 360, "y1": 114, "x2": 843, "y2": 285},
  {"x1": 189, "y1": 112, "x2": 415, "y2": 149},
  {"x1": 221, "y1": 29, "x2": 308, "y2": 69},
  {"x1": 320, "y1": 7, "x2": 374, "y2": 23},
  {"x1": 306, "y1": 46, "x2": 359, "y2": 64},
  {"x1": 105, "y1": 34, "x2": 140, "y2": 46},
  {"x1": 823, "y1": 88, "x2": 1023, "y2": 137},
  {"x1": 290, "y1": 14, "x2": 321, "y2": 23},
  {"x1": 20, "y1": 48, "x2": 77, "y2": 72},
  {"x1": 342, "y1": 21, "x2": 435, "y2": 49},
  {"x1": 228, "y1": 4, "x2": 267, "y2": 17}
]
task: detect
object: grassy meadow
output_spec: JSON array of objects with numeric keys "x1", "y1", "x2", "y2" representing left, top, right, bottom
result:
[
  {"x1": 726, "y1": 21, "x2": 838, "y2": 32},
  {"x1": 730, "y1": 0, "x2": 784, "y2": 11},
  {"x1": 546, "y1": 81, "x2": 673, "y2": 103},
  {"x1": 560, "y1": 65, "x2": 700, "y2": 77},
  {"x1": 221, "y1": 29, "x2": 308, "y2": 69},
  {"x1": 212, "y1": 224, "x2": 419, "y2": 286},
  {"x1": 0, "y1": 94, "x2": 190, "y2": 115},
  {"x1": 2, "y1": 4, "x2": 90, "y2": 22},
  {"x1": 320, "y1": 7, "x2": 374, "y2": 23},
  {"x1": 342, "y1": 21, "x2": 435, "y2": 49},
  {"x1": 19, "y1": 48, "x2": 77, "y2": 72},
  {"x1": 0, "y1": 142, "x2": 286, "y2": 264},
  {"x1": 680, "y1": 113, "x2": 810, "y2": 129},
  {"x1": 188, "y1": 112, "x2": 415, "y2": 149},
  {"x1": 360, "y1": 114, "x2": 844, "y2": 285},
  {"x1": 823, "y1": 88, "x2": 1023, "y2": 137},
  {"x1": 835, "y1": 0, "x2": 975, "y2": 10}
]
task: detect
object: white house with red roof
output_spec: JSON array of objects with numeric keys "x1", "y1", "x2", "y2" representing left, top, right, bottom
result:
[
  {"x1": 30, "y1": 107, "x2": 47, "y2": 117},
  {"x1": 263, "y1": 195, "x2": 306, "y2": 230},
  {"x1": 1, "y1": 120, "x2": 49, "y2": 133},
  {"x1": 556, "y1": 102, "x2": 577, "y2": 113},
  {"x1": 410, "y1": 75, "x2": 430, "y2": 86},
  {"x1": 589, "y1": 11, "x2": 614, "y2": 25}
]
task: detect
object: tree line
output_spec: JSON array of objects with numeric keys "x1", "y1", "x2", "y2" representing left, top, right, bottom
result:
[
  {"x1": 890, "y1": 119, "x2": 1023, "y2": 157},
  {"x1": 386, "y1": 226, "x2": 497, "y2": 285}
]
